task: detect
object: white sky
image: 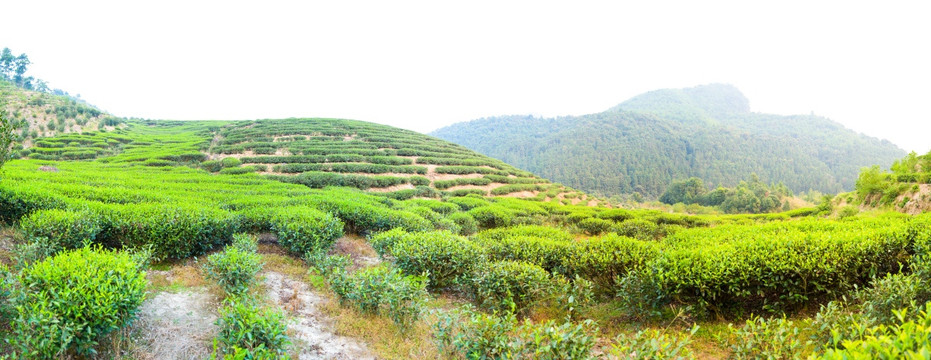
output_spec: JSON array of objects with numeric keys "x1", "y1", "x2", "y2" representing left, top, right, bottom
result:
[{"x1": 2, "y1": 0, "x2": 929, "y2": 153}]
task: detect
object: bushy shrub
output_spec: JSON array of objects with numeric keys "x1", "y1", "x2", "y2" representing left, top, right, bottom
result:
[
  {"x1": 576, "y1": 217, "x2": 612, "y2": 236},
  {"x1": 855, "y1": 273, "x2": 920, "y2": 325},
  {"x1": 615, "y1": 268, "x2": 667, "y2": 320},
  {"x1": 10, "y1": 247, "x2": 147, "y2": 357},
  {"x1": 468, "y1": 206, "x2": 514, "y2": 229},
  {"x1": 448, "y1": 196, "x2": 489, "y2": 211},
  {"x1": 270, "y1": 207, "x2": 344, "y2": 255},
  {"x1": 448, "y1": 212, "x2": 478, "y2": 236},
  {"x1": 392, "y1": 231, "x2": 485, "y2": 289},
  {"x1": 565, "y1": 234, "x2": 659, "y2": 291},
  {"x1": 203, "y1": 247, "x2": 263, "y2": 297},
  {"x1": 597, "y1": 209, "x2": 634, "y2": 222},
  {"x1": 328, "y1": 265, "x2": 428, "y2": 328},
  {"x1": 202, "y1": 160, "x2": 223, "y2": 172},
  {"x1": 519, "y1": 320, "x2": 598, "y2": 359},
  {"x1": 610, "y1": 327, "x2": 697, "y2": 360},
  {"x1": 817, "y1": 303, "x2": 931, "y2": 359},
  {"x1": 726, "y1": 316, "x2": 805, "y2": 359},
  {"x1": 612, "y1": 218, "x2": 659, "y2": 241},
  {"x1": 476, "y1": 235, "x2": 571, "y2": 274},
  {"x1": 230, "y1": 233, "x2": 259, "y2": 253},
  {"x1": 20, "y1": 209, "x2": 101, "y2": 250},
  {"x1": 551, "y1": 275, "x2": 595, "y2": 319},
  {"x1": 475, "y1": 225, "x2": 574, "y2": 243},
  {"x1": 0, "y1": 182, "x2": 67, "y2": 224},
  {"x1": 471, "y1": 260, "x2": 550, "y2": 314},
  {"x1": 221, "y1": 157, "x2": 243, "y2": 168},
  {"x1": 215, "y1": 299, "x2": 290, "y2": 357},
  {"x1": 368, "y1": 228, "x2": 409, "y2": 257},
  {"x1": 0, "y1": 264, "x2": 13, "y2": 322}
]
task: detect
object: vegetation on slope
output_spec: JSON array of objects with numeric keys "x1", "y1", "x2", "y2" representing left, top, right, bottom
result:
[
  {"x1": 659, "y1": 174, "x2": 796, "y2": 214},
  {"x1": 431, "y1": 83, "x2": 905, "y2": 199}
]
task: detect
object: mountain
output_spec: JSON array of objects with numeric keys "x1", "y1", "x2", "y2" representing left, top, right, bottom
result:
[{"x1": 431, "y1": 84, "x2": 906, "y2": 198}]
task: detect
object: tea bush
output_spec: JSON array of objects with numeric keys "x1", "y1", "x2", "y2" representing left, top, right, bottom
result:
[
  {"x1": 475, "y1": 235, "x2": 571, "y2": 274},
  {"x1": 368, "y1": 228, "x2": 409, "y2": 257},
  {"x1": 610, "y1": 326, "x2": 697, "y2": 360},
  {"x1": 468, "y1": 206, "x2": 514, "y2": 229},
  {"x1": 518, "y1": 319, "x2": 598, "y2": 359},
  {"x1": 470, "y1": 260, "x2": 550, "y2": 314},
  {"x1": 20, "y1": 209, "x2": 101, "y2": 250},
  {"x1": 612, "y1": 218, "x2": 660, "y2": 241},
  {"x1": 475, "y1": 225, "x2": 574, "y2": 243},
  {"x1": 726, "y1": 316, "x2": 806, "y2": 359},
  {"x1": 328, "y1": 265, "x2": 429, "y2": 328},
  {"x1": 203, "y1": 247, "x2": 263, "y2": 297},
  {"x1": 576, "y1": 217, "x2": 612, "y2": 235},
  {"x1": 817, "y1": 303, "x2": 931, "y2": 359},
  {"x1": 10, "y1": 247, "x2": 146, "y2": 357},
  {"x1": 565, "y1": 234, "x2": 659, "y2": 291},
  {"x1": 270, "y1": 207, "x2": 344, "y2": 255},
  {"x1": 447, "y1": 196, "x2": 489, "y2": 211},
  {"x1": 215, "y1": 299, "x2": 290, "y2": 357},
  {"x1": 597, "y1": 209, "x2": 634, "y2": 222},
  {"x1": 230, "y1": 233, "x2": 259, "y2": 253},
  {"x1": 392, "y1": 231, "x2": 484, "y2": 289},
  {"x1": 448, "y1": 212, "x2": 478, "y2": 236}
]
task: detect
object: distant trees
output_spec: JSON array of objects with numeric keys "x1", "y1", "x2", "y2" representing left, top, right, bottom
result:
[
  {"x1": 0, "y1": 47, "x2": 35, "y2": 90},
  {"x1": 0, "y1": 111, "x2": 12, "y2": 171},
  {"x1": 659, "y1": 173, "x2": 792, "y2": 214}
]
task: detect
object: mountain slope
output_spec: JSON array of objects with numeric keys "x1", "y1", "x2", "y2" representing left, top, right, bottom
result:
[{"x1": 431, "y1": 84, "x2": 905, "y2": 198}]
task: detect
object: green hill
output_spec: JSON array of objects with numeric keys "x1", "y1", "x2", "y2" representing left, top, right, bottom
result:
[{"x1": 431, "y1": 84, "x2": 906, "y2": 199}]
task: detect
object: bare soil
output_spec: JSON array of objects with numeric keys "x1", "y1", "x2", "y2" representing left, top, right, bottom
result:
[
  {"x1": 132, "y1": 290, "x2": 219, "y2": 359},
  {"x1": 263, "y1": 272, "x2": 375, "y2": 360}
]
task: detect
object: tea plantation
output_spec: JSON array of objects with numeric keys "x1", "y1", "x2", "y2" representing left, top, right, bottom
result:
[{"x1": 1, "y1": 118, "x2": 930, "y2": 358}]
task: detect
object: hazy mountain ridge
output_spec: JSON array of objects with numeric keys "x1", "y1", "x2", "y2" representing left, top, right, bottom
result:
[{"x1": 431, "y1": 84, "x2": 905, "y2": 198}]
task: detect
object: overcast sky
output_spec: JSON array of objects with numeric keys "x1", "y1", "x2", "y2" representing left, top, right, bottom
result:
[{"x1": 2, "y1": 1, "x2": 929, "y2": 153}]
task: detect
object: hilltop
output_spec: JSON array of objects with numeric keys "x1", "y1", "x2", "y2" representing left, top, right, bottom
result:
[{"x1": 431, "y1": 84, "x2": 906, "y2": 199}]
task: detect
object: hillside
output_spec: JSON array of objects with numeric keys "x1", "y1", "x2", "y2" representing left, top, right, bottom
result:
[{"x1": 431, "y1": 84, "x2": 906, "y2": 198}]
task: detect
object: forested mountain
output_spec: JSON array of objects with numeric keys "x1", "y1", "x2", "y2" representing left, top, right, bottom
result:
[{"x1": 431, "y1": 84, "x2": 905, "y2": 198}]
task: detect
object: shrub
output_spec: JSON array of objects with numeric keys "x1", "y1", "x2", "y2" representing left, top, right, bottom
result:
[
  {"x1": 0, "y1": 264, "x2": 13, "y2": 322},
  {"x1": 855, "y1": 273, "x2": 920, "y2": 325},
  {"x1": 447, "y1": 196, "x2": 489, "y2": 211},
  {"x1": 203, "y1": 247, "x2": 263, "y2": 297},
  {"x1": 551, "y1": 275, "x2": 595, "y2": 319},
  {"x1": 10, "y1": 247, "x2": 147, "y2": 357},
  {"x1": 468, "y1": 206, "x2": 514, "y2": 229},
  {"x1": 612, "y1": 218, "x2": 659, "y2": 241},
  {"x1": 610, "y1": 327, "x2": 697, "y2": 360},
  {"x1": 215, "y1": 299, "x2": 290, "y2": 356},
  {"x1": 726, "y1": 316, "x2": 805, "y2": 359},
  {"x1": 270, "y1": 207, "x2": 344, "y2": 255},
  {"x1": 817, "y1": 303, "x2": 931, "y2": 359},
  {"x1": 392, "y1": 231, "x2": 485, "y2": 289},
  {"x1": 476, "y1": 235, "x2": 571, "y2": 274},
  {"x1": 11, "y1": 236, "x2": 61, "y2": 270},
  {"x1": 368, "y1": 228, "x2": 409, "y2": 257},
  {"x1": 838, "y1": 205, "x2": 859, "y2": 219},
  {"x1": 517, "y1": 320, "x2": 598, "y2": 359},
  {"x1": 221, "y1": 157, "x2": 243, "y2": 168},
  {"x1": 471, "y1": 260, "x2": 550, "y2": 314},
  {"x1": 230, "y1": 233, "x2": 259, "y2": 253},
  {"x1": 20, "y1": 209, "x2": 101, "y2": 250},
  {"x1": 615, "y1": 268, "x2": 667, "y2": 320},
  {"x1": 202, "y1": 160, "x2": 223, "y2": 172},
  {"x1": 576, "y1": 217, "x2": 612, "y2": 235},
  {"x1": 597, "y1": 209, "x2": 634, "y2": 222},
  {"x1": 448, "y1": 212, "x2": 478, "y2": 236},
  {"x1": 434, "y1": 308, "x2": 519, "y2": 359},
  {"x1": 565, "y1": 234, "x2": 659, "y2": 291},
  {"x1": 475, "y1": 225, "x2": 574, "y2": 243},
  {"x1": 328, "y1": 265, "x2": 429, "y2": 328}
]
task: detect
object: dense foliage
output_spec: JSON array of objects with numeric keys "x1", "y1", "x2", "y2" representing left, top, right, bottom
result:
[
  {"x1": 432, "y1": 84, "x2": 904, "y2": 198},
  {"x1": 659, "y1": 174, "x2": 793, "y2": 213}
]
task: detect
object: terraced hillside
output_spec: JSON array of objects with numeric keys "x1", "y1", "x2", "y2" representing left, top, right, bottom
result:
[
  {"x1": 11, "y1": 117, "x2": 599, "y2": 203},
  {"x1": 0, "y1": 79, "x2": 125, "y2": 149}
]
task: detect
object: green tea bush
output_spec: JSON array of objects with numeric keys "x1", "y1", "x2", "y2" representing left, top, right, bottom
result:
[
  {"x1": 468, "y1": 206, "x2": 514, "y2": 229},
  {"x1": 612, "y1": 218, "x2": 660, "y2": 241},
  {"x1": 610, "y1": 326, "x2": 697, "y2": 360},
  {"x1": 475, "y1": 224, "x2": 574, "y2": 243},
  {"x1": 552, "y1": 275, "x2": 595, "y2": 319},
  {"x1": 597, "y1": 209, "x2": 634, "y2": 222},
  {"x1": 470, "y1": 260, "x2": 550, "y2": 314},
  {"x1": 855, "y1": 273, "x2": 920, "y2": 325},
  {"x1": 203, "y1": 247, "x2": 263, "y2": 297},
  {"x1": 328, "y1": 265, "x2": 429, "y2": 328},
  {"x1": 475, "y1": 235, "x2": 571, "y2": 274},
  {"x1": 10, "y1": 247, "x2": 147, "y2": 357},
  {"x1": 12, "y1": 236, "x2": 61, "y2": 270},
  {"x1": 615, "y1": 268, "x2": 668, "y2": 320},
  {"x1": 215, "y1": 299, "x2": 290, "y2": 357},
  {"x1": 230, "y1": 233, "x2": 259, "y2": 253},
  {"x1": 0, "y1": 263, "x2": 13, "y2": 323},
  {"x1": 817, "y1": 303, "x2": 931, "y2": 359},
  {"x1": 518, "y1": 320, "x2": 598, "y2": 359},
  {"x1": 0, "y1": 182, "x2": 67, "y2": 224},
  {"x1": 448, "y1": 212, "x2": 478, "y2": 236},
  {"x1": 726, "y1": 316, "x2": 805, "y2": 359},
  {"x1": 565, "y1": 234, "x2": 659, "y2": 290},
  {"x1": 221, "y1": 157, "x2": 243, "y2": 168},
  {"x1": 392, "y1": 231, "x2": 484, "y2": 289},
  {"x1": 202, "y1": 160, "x2": 223, "y2": 172},
  {"x1": 434, "y1": 308, "x2": 519, "y2": 359},
  {"x1": 96, "y1": 203, "x2": 240, "y2": 260},
  {"x1": 447, "y1": 196, "x2": 489, "y2": 211},
  {"x1": 20, "y1": 209, "x2": 101, "y2": 250},
  {"x1": 368, "y1": 228, "x2": 409, "y2": 257},
  {"x1": 576, "y1": 217, "x2": 612, "y2": 236},
  {"x1": 269, "y1": 207, "x2": 344, "y2": 255}
]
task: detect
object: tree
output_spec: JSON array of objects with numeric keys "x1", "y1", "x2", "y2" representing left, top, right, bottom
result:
[
  {"x1": 659, "y1": 177, "x2": 707, "y2": 205},
  {"x1": 0, "y1": 111, "x2": 12, "y2": 171},
  {"x1": 855, "y1": 165, "x2": 888, "y2": 198}
]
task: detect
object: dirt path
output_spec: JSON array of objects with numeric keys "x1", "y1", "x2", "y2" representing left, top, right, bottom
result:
[
  {"x1": 133, "y1": 290, "x2": 218, "y2": 359},
  {"x1": 263, "y1": 271, "x2": 374, "y2": 360}
]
